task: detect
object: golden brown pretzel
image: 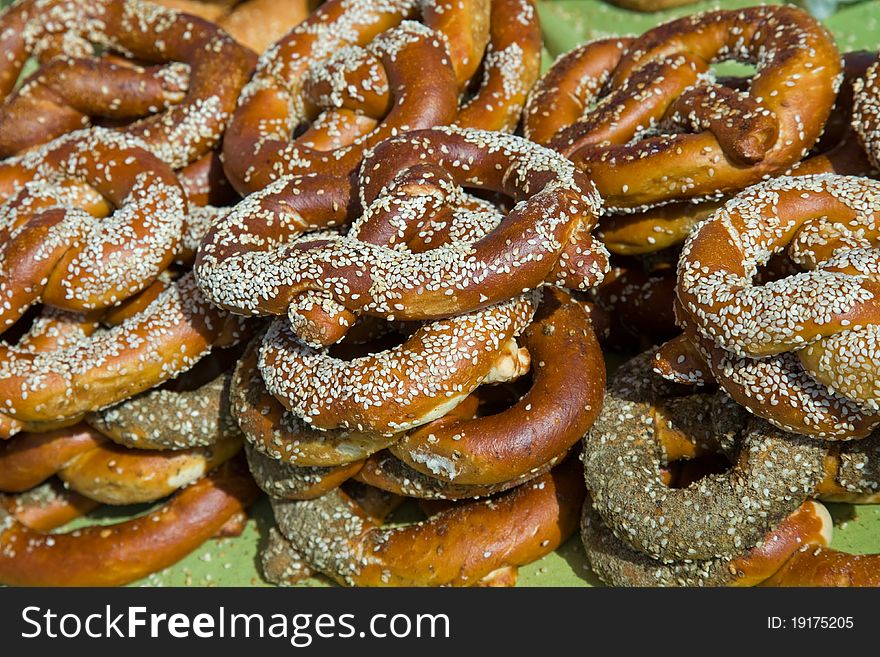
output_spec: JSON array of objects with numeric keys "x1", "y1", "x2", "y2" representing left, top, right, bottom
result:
[
  {"x1": 0, "y1": 273, "x2": 248, "y2": 437},
  {"x1": 675, "y1": 174, "x2": 880, "y2": 439},
  {"x1": 0, "y1": 128, "x2": 186, "y2": 330},
  {"x1": 0, "y1": 422, "x2": 241, "y2": 504},
  {"x1": 0, "y1": 0, "x2": 256, "y2": 168},
  {"x1": 1, "y1": 481, "x2": 100, "y2": 532},
  {"x1": 196, "y1": 127, "x2": 607, "y2": 334},
  {"x1": 390, "y1": 289, "x2": 605, "y2": 485},
  {"x1": 523, "y1": 7, "x2": 841, "y2": 212},
  {"x1": 854, "y1": 58, "x2": 880, "y2": 170},
  {"x1": 0, "y1": 458, "x2": 258, "y2": 586},
  {"x1": 222, "y1": 0, "x2": 471, "y2": 193},
  {"x1": 269, "y1": 458, "x2": 584, "y2": 586}
]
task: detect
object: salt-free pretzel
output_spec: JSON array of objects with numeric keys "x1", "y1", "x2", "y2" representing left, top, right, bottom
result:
[
  {"x1": 196, "y1": 127, "x2": 607, "y2": 334},
  {"x1": 675, "y1": 174, "x2": 880, "y2": 439},
  {"x1": 0, "y1": 458, "x2": 258, "y2": 586},
  {"x1": 0, "y1": 422, "x2": 241, "y2": 504},
  {"x1": 0, "y1": 128, "x2": 186, "y2": 330},
  {"x1": 523, "y1": 7, "x2": 841, "y2": 212},
  {"x1": 0, "y1": 0, "x2": 256, "y2": 168},
  {"x1": 269, "y1": 458, "x2": 584, "y2": 587}
]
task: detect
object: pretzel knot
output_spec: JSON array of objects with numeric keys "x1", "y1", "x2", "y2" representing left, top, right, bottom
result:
[
  {"x1": 674, "y1": 174, "x2": 880, "y2": 440},
  {"x1": 196, "y1": 127, "x2": 608, "y2": 347},
  {"x1": 853, "y1": 58, "x2": 880, "y2": 170},
  {"x1": 0, "y1": 128, "x2": 187, "y2": 330},
  {"x1": 523, "y1": 6, "x2": 841, "y2": 212},
  {"x1": 222, "y1": 0, "x2": 541, "y2": 193},
  {"x1": 0, "y1": 0, "x2": 256, "y2": 167}
]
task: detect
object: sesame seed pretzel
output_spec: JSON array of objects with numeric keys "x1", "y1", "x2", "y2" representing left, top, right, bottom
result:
[
  {"x1": 0, "y1": 128, "x2": 187, "y2": 331},
  {"x1": 222, "y1": 0, "x2": 542, "y2": 194},
  {"x1": 583, "y1": 352, "x2": 828, "y2": 563},
  {"x1": 0, "y1": 0, "x2": 257, "y2": 169},
  {"x1": 0, "y1": 458, "x2": 258, "y2": 586},
  {"x1": 196, "y1": 127, "x2": 608, "y2": 337},
  {"x1": 268, "y1": 458, "x2": 584, "y2": 587},
  {"x1": 0, "y1": 272, "x2": 247, "y2": 438},
  {"x1": 675, "y1": 174, "x2": 880, "y2": 439},
  {"x1": 853, "y1": 57, "x2": 880, "y2": 170},
  {"x1": 1, "y1": 480, "x2": 99, "y2": 532},
  {"x1": 523, "y1": 7, "x2": 841, "y2": 213}
]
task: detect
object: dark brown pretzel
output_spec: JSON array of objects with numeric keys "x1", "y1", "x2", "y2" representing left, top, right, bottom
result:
[
  {"x1": 0, "y1": 0, "x2": 256, "y2": 168},
  {"x1": 523, "y1": 7, "x2": 841, "y2": 212},
  {"x1": 0, "y1": 458, "x2": 258, "y2": 586},
  {"x1": 196, "y1": 127, "x2": 607, "y2": 335},
  {"x1": 675, "y1": 174, "x2": 880, "y2": 439},
  {"x1": 0, "y1": 128, "x2": 186, "y2": 330},
  {"x1": 268, "y1": 458, "x2": 584, "y2": 587}
]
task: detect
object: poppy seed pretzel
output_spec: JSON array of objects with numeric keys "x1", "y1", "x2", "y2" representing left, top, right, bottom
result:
[
  {"x1": 523, "y1": 7, "x2": 841, "y2": 213},
  {"x1": 675, "y1": 174, "x2": 880, "y2": 439},
  {"x1": 0, "y1": 458, "x2": 258, "y2": 587},
  {"x1": 0, "y1": 0, "x2": 257, "y2": 168},
  {"x1": 196, "y1": 127, "x2": 607, "y2": 336},
  {"x1": 0, "y1": 422, "x2": 242, "y2": 505},
  {"x1": 269, "y1": 458, "x2": 584, "y2": 587},
  {"x1": 581, "y1": 498, "x2": 834, "y2": 587},
  {"x1": 582, "y1": 351, "x2": 828, "y2": 563},
  {"x1": 0, "y1": 128, "x2": 186, "y2": 330}
]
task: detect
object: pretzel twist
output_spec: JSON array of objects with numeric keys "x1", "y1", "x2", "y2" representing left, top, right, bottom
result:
[
  {"x1": 268, "y1": 458, "x2": 583, "y2": 587},
  {"x1": 0, "y1": 458, "x2": 257, "y2": 586},
  {"x1": 0, "y1": 0, "x2": 256, "y2": 168},
  {"x1": 523, "y1": 7, "x2": 841, "y2": 213},
  {"x1": 196, "y1": 127, "x2": 607, "y2": 338},
  {"x1": 0, "y1": 272, "x2": 247, "y2": 437},
  {"x1": 675, "y1": 174, "x2": 880, "y2": 439},
  {"x1": 0, "y1": 128, "x2": 187, "y2": 330}
]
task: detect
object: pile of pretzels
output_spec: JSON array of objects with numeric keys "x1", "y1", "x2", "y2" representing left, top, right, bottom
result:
[{"x1": 0, "y1": 0, "x2": 878, "y2": 587}]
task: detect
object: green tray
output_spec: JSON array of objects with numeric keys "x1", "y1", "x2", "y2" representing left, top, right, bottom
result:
[{"x1": 56, "y1": 0, "x2": 880, "y2": 586}]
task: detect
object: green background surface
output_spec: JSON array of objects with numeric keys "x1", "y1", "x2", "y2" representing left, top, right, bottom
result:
[{"x1": 31, "y1": 0, "x2": 880, "y2": 587}]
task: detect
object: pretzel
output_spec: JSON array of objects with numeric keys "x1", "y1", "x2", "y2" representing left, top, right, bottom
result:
[
  {"x1": 590, "y1": 257, "x2": 678, "y2": 349},
  {"x1": 218, "y1": 0, "x2": 312, "y2": 53},
  {"x1": 258, "y1": 292, "x2": 535, "y2": 436},
  {"x1": 0, "y1": 128, "x2": 187, "y2": 331},
  {"x1": 222, "y1": 0, "x2": 543, "y2": 193},
  {"x1": 583, "y1": 352, "x2": 828, "y2": 562},
  {"x1": 1, "y1": 480, "x2": 99, "y2": 531},
  {"x1": 675, "y1": 174, "x2": 880, "y2": 439},
  {"x1": 582, "y1": 498, "x2": 833, "y2": 587},
  {"x1": 522, "y1": 8, "x2": 841, "y2": 212},
  {"x1": 853, "y1": 58, "x2": 880, "y2": 170},
  {"x1": 87, "y1": 373, "x2": 240, "y2": 450},
  {"x1": 604, "y1": 0, "x2": 698, "y2": 11},
  {"x1": 0, "y1": 0, "x2": 256, "y2": 168},
  {"x1": 0, "y1": 458, "x2": 258, "y2": 586},
  {"x1": 0, "y1": 272, "x2": 248, "y2": 437},
  {"x1": 268, "y1": 458, "x2": 584, "y2": 586},
  {"x1": 390, "y1": 289, "x2": 605, "y2": 485},
  {"x1": 245, "y1": 443, "x2": 364, "y2": 501},
  {"x1": 196, "y1": 127, "x2": 607, "y2": 335}
]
